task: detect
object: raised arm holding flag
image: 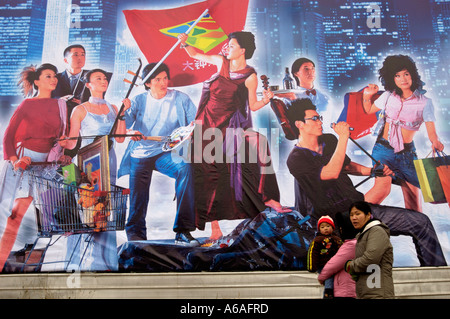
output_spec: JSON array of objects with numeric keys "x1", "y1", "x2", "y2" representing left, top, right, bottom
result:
[
  {"x1": 178, "y1": 29, "x2": 291, "y2": 240},
  {"x1": 123, "y1": 0, "x2": 250, "y2": 87}
]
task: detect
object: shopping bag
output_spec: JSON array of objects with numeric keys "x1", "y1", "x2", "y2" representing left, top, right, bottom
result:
[
  {"x1": 435, "y1": 152, "x2": 450, "y2": 207},
  {"x1": 414, "y1": 153, "x2": 447, "y2": 204}
]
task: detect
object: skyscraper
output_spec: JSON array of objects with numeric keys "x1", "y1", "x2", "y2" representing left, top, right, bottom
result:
[
  {"x1": 41, "y1": 0, "x2": 71, "y2": 70},
  {"x1": 320, "y1": 1, "x2": 411, "y2": 97},
  {"x1": 430, "y1": 0, "x2": 450, "y2": 97},
  {"x1": 0, "y1": 0, "x2": 47, "y2": 98},
  {"x1": 69, "y1": 0, "x2": 118, "y2": 72}
]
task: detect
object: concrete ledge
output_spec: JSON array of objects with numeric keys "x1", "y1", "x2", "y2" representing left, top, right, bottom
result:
[
  {"x1": 393, "y1": 267, "x2": 450, "y2": 299},
  {"x1": 0, "y1": 267, "x2": 449, "y2": 299}
]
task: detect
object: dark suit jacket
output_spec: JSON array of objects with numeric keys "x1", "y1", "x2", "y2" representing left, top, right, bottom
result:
[{"x1": 53, "y1": 70, "x2": 90, "y2": 102}]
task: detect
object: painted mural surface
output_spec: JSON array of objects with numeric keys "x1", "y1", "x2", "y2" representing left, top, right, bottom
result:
[{"x1": 0, "y1": 0, "x2": 449, "y2": 274}]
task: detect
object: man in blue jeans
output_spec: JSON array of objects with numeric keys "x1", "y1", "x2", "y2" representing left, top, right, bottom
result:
[{"x1": 119, "y1": 62, "x2": 198, "y2": 245}]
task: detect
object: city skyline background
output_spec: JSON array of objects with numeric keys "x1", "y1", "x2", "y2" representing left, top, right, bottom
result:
[
  {"x1": 0, "y1": 1, "x2": 448, "y2": 95},
  {"x1": 0, "y1": 1, "x2": 448, "y2": 123}
]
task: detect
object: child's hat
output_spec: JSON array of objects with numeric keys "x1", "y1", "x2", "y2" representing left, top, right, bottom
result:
[{"x1": 317, "y1": 215, "x2": 335, "y2": 229}]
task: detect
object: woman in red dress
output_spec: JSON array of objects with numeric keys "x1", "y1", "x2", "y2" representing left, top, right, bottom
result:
[{"x1": 179, "y1": 32, "x2": 289, "y2": 238}]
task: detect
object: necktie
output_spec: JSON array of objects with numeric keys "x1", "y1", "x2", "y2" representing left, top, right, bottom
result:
[
  {"x1": 306, "y1": 89, "x2": 316, "y2": 96},
  {"x1": 70, "y1": 75, "x2": 78, "y2": 91}
]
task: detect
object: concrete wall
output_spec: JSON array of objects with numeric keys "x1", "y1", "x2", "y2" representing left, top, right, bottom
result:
[{"x1": 0, "y1": 267, "x2": 449, "y2": 299}]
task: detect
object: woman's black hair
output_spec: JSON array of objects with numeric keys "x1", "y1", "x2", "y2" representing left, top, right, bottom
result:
[
  {"x1": 142, "y1": 63, "x2": 170, "y2": 90},
  {"x1": 228, "y1": 31, "x2": 256, "y2": 59},
  {"x1": 18, "y1": 63, "x2": 58, "y2": 97},
  {"x1": 335, "y1": 211, "x2": 358, "y2": 240},
  {"x1": 378, "y1": 54, "x2": 425, "y2": 96},
  {"x1": 36, "y1": 63, "x2": 58, "y2": 76},
  {"x1": 32, "y1": 64, "x2": 58, "y2": 91},
  {"x1": 83, "y1": 68, "x2": 109, "y2": 83},
  {"x1": 291, "y1": 58, "x2": 315, "y2": 87},
  {"x1": 349, "y1": 201, "x2": 372, "y2": 215}
]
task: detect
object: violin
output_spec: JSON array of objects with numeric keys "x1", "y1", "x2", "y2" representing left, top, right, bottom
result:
[{"x1": 260, "y1": 75, "x2": 298, "y2": 140}]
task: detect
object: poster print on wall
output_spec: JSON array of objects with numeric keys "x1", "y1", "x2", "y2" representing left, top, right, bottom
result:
[
  {"x1": 0, "y1": 0, "x2": 448, "y2": 275},
  {"x1": 77, "y1": 136, "x2": 111, "y2": 193}
]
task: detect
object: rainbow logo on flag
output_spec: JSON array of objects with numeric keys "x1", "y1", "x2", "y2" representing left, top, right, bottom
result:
[{"x1": 159, "y1": 14, "x2": 227, "y2": 53}]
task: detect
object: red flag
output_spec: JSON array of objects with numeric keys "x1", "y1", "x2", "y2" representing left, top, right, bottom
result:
[
  {"x1": 123, "y1": 0, "x2": 249, "y2": 87},
  {"x1": 337, "y1": 89, "x2": 382, "y2": 140}
]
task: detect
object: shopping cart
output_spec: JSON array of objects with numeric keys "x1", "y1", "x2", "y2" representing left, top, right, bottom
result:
[{"x1": 21, "y1": 167, "x2": 129, "y2": 272}]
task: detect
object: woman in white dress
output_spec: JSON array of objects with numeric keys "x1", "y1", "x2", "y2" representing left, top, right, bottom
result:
[{"x1": 60, "y1": 69, "x2": 130, "y2": 271}]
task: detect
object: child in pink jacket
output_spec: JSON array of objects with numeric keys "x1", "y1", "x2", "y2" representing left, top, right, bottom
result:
[{"x1": 318, "y1": 212, "x2": 358, "y2": 298}]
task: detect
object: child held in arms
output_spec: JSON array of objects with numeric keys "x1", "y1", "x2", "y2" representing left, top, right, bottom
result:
[{"x1": 307, "y1": 215, "x2": 342, "y2": 298}]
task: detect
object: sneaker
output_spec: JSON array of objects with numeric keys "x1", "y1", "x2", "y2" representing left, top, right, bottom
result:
[{"x1": 175, "y1": 231, "x2": 200, "y2": 247}]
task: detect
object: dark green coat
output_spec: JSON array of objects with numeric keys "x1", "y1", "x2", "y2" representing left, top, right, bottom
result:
[{"x1": 349, "y1": 219, "x2": 395, "y2": 299}]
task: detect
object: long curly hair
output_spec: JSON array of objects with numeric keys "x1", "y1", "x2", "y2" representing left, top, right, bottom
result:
[
  {"x1": 17, "y1": 63, "x2": 58, "y2": 97},
  {"x1": 378, "y1": 55, "x2": 425, "y2": 96}
]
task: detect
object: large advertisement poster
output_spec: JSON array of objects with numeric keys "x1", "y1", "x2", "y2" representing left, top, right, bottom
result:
[{"x1": 0, "y1": 0, "x2": 449, "y2": 275}]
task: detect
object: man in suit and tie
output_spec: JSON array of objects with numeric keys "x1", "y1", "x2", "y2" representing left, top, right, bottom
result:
[
  {"x1": 52, "y1": 44, "x2": 90, "y2": 157},
  {"x1": 276, "y1": 58, "x2": 333, "y2": 135},
  {"x1": 53, "y1": 45, "x2": 89, "y2": 110}
]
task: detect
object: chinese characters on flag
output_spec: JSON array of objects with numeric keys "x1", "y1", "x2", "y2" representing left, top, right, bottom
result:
[{"x1": 123, "y1": 0, "x2": 249, "y2": 87}]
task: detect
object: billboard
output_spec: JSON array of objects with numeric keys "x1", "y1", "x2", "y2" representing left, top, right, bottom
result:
[{"x1": 0, "y1": 0, "x2": 448, "y2": 278}]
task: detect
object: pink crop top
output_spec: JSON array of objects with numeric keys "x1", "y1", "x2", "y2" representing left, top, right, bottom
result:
[{"x1": 373, "y1": 90, "x2": 435, "y2": 153}]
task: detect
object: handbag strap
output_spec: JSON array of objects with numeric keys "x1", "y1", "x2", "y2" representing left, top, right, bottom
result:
[
  {"x1": 425, "y1": 150, "x2": 447, "y2": 157},
  {"x1": 434, "y1": 150, "x2": 449, "y2": 166},
  {"x1": 57, "y1": 99, "x2": 67, "y2": 136}
]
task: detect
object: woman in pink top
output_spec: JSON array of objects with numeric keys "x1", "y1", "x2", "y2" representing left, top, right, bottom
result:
[
  {"x1": 0, "y1": 64, "x2": 67, "y2": 272},
  {"x1": 318, "y1": 211, "x2": 358, "y2": 299},
  {"x1": 362, "y1": 55, "x2": 444, "y2": 212}
]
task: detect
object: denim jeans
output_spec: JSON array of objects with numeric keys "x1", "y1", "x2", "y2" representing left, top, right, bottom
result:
[
  {"x1": 318, "y1": 268, "x2": 334, "y2": 289},
  {"x1": 371, "y1": 137, "x2": 419, "y2": 188},
  {"x1": 125, "y1": 152, "x2": 195, "y2": 240}
]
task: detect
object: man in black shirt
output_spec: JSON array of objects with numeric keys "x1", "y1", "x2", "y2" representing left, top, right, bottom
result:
[
  {"x1": 286, "y1": 98, "x2": 392, "y2": 222},
  {"x1": 285, "y1": 98, "x2": 446, "y2": 266}
]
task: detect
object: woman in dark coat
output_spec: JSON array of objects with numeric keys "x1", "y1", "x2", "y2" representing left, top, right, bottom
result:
[{"x1": 345, "y1": 201, "x2": 395, "y2": 299}]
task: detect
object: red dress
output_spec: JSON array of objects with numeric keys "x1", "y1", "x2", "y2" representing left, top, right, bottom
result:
[{"x1": 193, "y1": 57, "x2": 280, "y2": 230}]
